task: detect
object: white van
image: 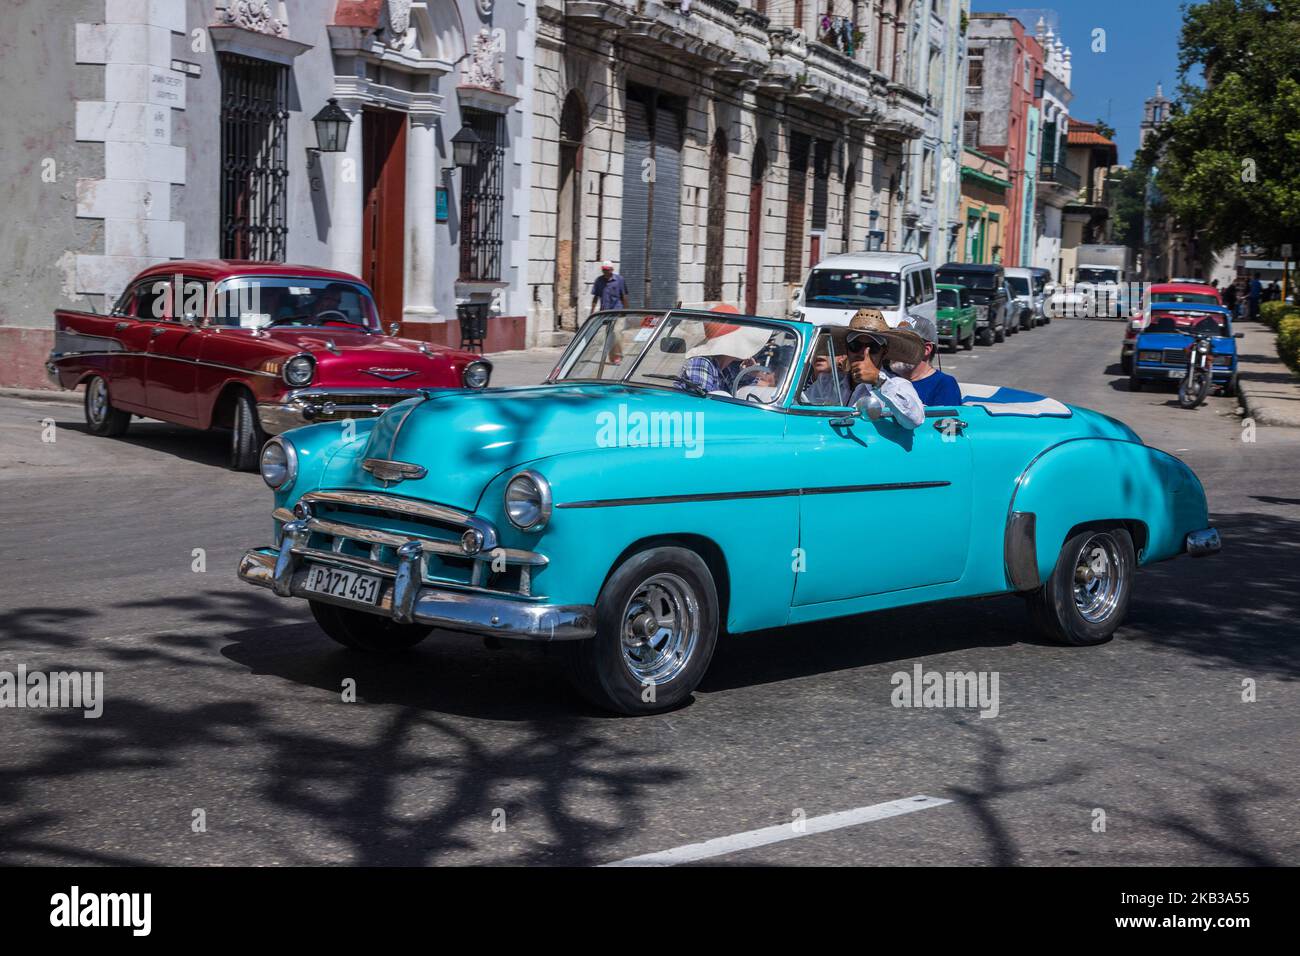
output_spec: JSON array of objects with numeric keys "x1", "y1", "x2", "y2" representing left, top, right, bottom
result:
[{"x1": 793, "y1": 251, "x2": 937, "y2": 328}]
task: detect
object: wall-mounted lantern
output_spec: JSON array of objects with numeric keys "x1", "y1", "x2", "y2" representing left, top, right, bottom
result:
[
  {"x1": 312, "y1": 98, "x2": 352, "y2": 153},
  {"x1": 451, "y1": 124, "x2": 482, "y2": 170}
]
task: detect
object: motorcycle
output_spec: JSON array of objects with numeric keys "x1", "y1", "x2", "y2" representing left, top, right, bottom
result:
[{"x1": 1177, "y1": 331, "x2": 1214, "y2": 409}]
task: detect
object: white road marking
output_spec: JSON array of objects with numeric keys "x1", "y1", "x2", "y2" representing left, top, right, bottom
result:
[{"x1": 601, "y1": 794, "x2": 951, "y2": 867}]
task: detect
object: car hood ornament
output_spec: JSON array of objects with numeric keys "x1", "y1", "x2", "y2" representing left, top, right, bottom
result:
[
  {"x1": 362, "y1": 367, "x2": 417, "y2": 381},
  {"x1": 361, "y1": 458, "x2": 428, "y2": 483}
]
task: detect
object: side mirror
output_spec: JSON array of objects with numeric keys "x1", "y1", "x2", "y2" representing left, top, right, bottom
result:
[
  {"x1": 180, "y1": 312, "x2": 201, "y2": 329},
  {"x1": 855, "y1": 391, "x2": 891, "y2": 422}
]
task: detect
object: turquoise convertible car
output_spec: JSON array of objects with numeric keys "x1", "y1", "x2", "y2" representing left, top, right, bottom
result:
[{"x1": 238, "y1": 308, "x2": 1220, "y2": 714}]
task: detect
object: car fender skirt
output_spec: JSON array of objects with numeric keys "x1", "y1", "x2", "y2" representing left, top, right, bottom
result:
[{"x1": 1005, "y1": 511, "x2": 1040, "y2": 592}]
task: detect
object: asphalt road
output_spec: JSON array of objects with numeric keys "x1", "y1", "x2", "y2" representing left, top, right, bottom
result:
[{"x1": 1, "y1": 317, "x2": 1298, "y2": 866}]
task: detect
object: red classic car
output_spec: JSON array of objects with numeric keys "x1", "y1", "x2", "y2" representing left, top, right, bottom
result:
[{"x1": 47, "y1": 260, "x2": 491, "y2": 469}]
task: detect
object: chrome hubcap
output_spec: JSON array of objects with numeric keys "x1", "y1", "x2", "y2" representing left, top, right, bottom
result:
[
  {"x1": 620, "y1": 572, "x2": 700, "y2": 686},
  {"x1": 1073, "y1": 532, "x2": 1123, "y2": 624},
  {"x1": 88, "y1": 378, "x2": 108, "y2": 423}
]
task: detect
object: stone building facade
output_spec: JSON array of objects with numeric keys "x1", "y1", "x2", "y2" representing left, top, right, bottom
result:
[
  {"x1": 957, "y1": 146, "x2": 1011, "y2": 263},
  {"x1": 526, "y1": 0, "x2": 939, "y2": 344},
  {"x1": 1030, "y1": 17, "x2": 1073, "y2": 281},
  {"x1": 0, "y1": 0, "x2": 536, "y2": 388}
]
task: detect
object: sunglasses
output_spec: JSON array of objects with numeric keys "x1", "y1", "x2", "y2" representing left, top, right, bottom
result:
[{"x1": 845, "y1": 333, "x2": 885, "y2": 354}]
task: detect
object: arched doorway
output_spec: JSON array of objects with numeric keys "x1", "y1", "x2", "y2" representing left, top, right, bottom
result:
[
  {"x1": 744, "y1": 139, "x2": 767, "y2": 314},
  {"x1": 555, "y1": 91, "x2": 585, "y2": 330},
  {"x1": 703, "y1": 129, "x2": 728, "y2": 302}
]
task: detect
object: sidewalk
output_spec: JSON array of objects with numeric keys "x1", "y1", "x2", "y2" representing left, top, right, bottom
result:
[{"x1": 1235, "y1": 322, "x2": 1300, "y2": 427}]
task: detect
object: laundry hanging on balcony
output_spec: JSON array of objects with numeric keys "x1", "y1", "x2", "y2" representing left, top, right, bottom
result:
[{"x1": 820, "y1": 16, "x2": 855, "y2": 56}]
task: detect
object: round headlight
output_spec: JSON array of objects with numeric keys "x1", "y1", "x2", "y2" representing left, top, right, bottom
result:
[
  {"x1": 463, "y1": 360, "x2": 491, "y2": 389},
  {"x1": 283, "y1": 354, "x2": 315, "y2": 387},
  {"x1": 260, "y1": 437, "x2": 297, "y2": 490},
  {"x1": 504, "y1": 470, "x2": 552, "y2": 531}
]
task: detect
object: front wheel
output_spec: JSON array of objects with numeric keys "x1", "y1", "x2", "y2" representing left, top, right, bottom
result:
[
  {"x1": 1028, "y1": 527, "x2": 1135, "y2": 646},
  {"x1": 84, "y1": 375, "x2": 131, "y2": 437},
  {"x1": 564, "y1": 547, "x2": 719, "y2": 715},
  {"x1": 994, "y1": 323, "x2": 1006, "y2": 343},
  {"x1": 310, "y1": 600, "x2": 433, "y2": 652},
  {"x1": 230, "y1": 389, "x2": 265, "y2": 471},
  {"x1": 1178, "y1": 366, "x2": 1211, "y2": 408}
]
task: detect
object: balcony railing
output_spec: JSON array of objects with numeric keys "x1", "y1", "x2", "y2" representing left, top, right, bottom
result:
[{"x1": 1039, "y1": 161, "x2": 1081, "y2": 191}]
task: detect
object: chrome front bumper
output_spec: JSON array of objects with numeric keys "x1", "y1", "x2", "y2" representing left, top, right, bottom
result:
[
  {"x1": 238, "y1": 545, "x2": 596, "y2": 641},
  {"x1": 258, "y1": 387, "x2": 426, "y2": 435},
  {"x1": 1185, "y1": 528, "x2": 1221, "y2": 557}
]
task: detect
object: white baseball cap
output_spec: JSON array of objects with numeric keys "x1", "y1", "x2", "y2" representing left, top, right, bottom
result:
[{"x1": 600, "y1": 260, "x2": 614, "y2": 270}]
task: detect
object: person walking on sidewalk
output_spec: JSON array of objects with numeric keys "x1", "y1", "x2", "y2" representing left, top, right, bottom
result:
[{"x1": 591, "y1": 261, "x2": 629, "y2": 314}]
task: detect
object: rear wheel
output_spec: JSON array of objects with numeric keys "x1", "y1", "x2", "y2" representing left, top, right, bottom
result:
[
  {"x1": 310, "y1": 600, "x2": 433, "y2": 652},
  {"x1": 84, "y1": 375, "x2": 131, "y2": 437},
  {"x1": 963, "y1": 327, "x2": 975, "y2": 350},
  {"x1": 1028, "y1": 527, "x2": 1135, "y2": 646},
  {"x1": 229, "y1": 389, "x2": 265, "y2": 471},
  {"x1": 977, "y1": 326, "x2": 994, "y2": 347},
  {"x1": 994, "y1": 322, "x2": 1006, "y2": 343},
  {"x1": 564, "y1": 547, "x2": 719, "y2": 715}
]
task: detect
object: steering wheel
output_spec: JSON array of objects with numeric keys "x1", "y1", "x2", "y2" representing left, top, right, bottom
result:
[
  {"x1": 313, "y1": 309, "x2": 352, "y2": 326},
  {"x1": 732, "y1": 364, "x2": 779, "y2": 404}
]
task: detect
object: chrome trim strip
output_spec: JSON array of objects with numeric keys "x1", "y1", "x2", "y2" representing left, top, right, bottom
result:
[
  {"x1": 298, "y1": 490, "x2": 501, "y2": 552},
  {"x1": 239, "y1": 548, "x2": 594, "y2": 641},
  {"x1": 49, "y1": 349, "x2": 282, "y2": 378},
  {"x1": 362, "y1": 458, "x2": 428, "y2": 482},
  {"x1": 557, "y1": 480, "x2": 951, "y2": 509},
  {"x1": 272, "y1": 507, "x2": 546, "y2": 566}
]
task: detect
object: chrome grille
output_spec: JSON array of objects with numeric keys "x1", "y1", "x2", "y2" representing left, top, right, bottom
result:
[
  {"x1": 277, "y1": 491, "x2": 546, "y2": 598},
  {"x1": 1162, "y1": 348, "x2": 1189, "y2": 365}
]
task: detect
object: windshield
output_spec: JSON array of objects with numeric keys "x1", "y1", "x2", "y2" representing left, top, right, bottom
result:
[
  {"x1": 1005, "y1": 277, "x2": 1030, "y2": 295},
  {"x1": 1155, "y1": 291, "x2": 1219, "y2": 305},
  {"x1": 1032, "y1": 275, "x2": 1048, "y2": 293},
  {"x1": 937, "y1": 289, "x2": 962, "y2": 309},
  {"x1": 1077, "y1": 267, "x2": 1120, "y2": 284},
  {"x1": 938, "y1": 270, "x2": 999, "y2": 291},
  {"x1": 210, "y1": 277, "x2": 379, "y2": 331},
  {"x1": 555, "y1": 311, "x2": 800, "y2": 405},
  {"x1": 804, "y1": 269, "x2": 901, "y2": 308},
  {"x1": 1147, "y1": 311, "x2": 1228, "y2": 336}
]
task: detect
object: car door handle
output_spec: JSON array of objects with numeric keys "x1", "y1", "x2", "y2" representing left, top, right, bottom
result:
[
  {"x1": 828, "y1": 416, "x2": 856, "y2": 428},
  {"x1": 150, "y1": 327, "x2": 166, "y2": 337},
  {"x1": 934, "y1": 417, "x2": 968, "y2": 434},
  {"x1": 114, "y1": 321, "x2": 130, "y2": 331}
]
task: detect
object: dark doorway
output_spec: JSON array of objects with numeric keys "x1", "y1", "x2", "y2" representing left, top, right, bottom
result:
[
  {"x1": 745, "y1": 139, "x2": 767, "y2": 315},
  {"x1": 555, "y1": 92, "x2": 585, "y2": 330},
  {"x1": 362, "y1": 108, "x2": 407, "y2": 330},
  {"x1": 703, "y1": 129, "x2": 728, "y2": 302}
]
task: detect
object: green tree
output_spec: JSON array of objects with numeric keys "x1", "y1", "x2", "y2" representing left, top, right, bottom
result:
[
  {"x1": 1107, "y1": 162, "x2": 1149, "y2": 249},
  {"x1": 1153, "y1": 0, "x2": 1300, "y2": 251},
  {"x1": 1094, "y1": 119, "x2": 1117, "y2": 141}
]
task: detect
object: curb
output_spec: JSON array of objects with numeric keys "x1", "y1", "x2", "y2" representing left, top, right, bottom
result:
[
  {"x1": 0, "y1": 386, "x2": 80, "y2": 404},
  {"x1": 1237, "y1": 378, "x2": 1300, "y2": 428}
]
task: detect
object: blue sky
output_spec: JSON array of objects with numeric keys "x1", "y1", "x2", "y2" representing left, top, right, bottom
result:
[{"x1": 999, "y1": 1, "x2": 1188, "y2": 164}]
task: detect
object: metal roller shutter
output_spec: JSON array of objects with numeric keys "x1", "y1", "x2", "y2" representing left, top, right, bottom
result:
[
  {"x1": 621, "y1": 98, "x2": 652, "y2": 308},
  {"x1": 650, "y1": 107, "x2": 682, "y2": 308}
]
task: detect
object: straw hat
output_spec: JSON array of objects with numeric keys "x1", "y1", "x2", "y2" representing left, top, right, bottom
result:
[{"x1": 844, "y1": 309, "x2": 926, "y2": 365}]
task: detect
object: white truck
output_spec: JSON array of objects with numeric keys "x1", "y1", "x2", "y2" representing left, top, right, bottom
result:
[{"x1": 1074, "y1": 244, "x2": 1135, "y2": 319}]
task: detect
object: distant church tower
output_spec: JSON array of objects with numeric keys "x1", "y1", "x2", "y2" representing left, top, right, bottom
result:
[{"x1": 1139, "y1": 83, "x2": 1173, "y2": 149}]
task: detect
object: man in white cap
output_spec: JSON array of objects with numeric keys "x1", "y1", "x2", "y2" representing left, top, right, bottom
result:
[
  {"x1": 888, "y1": 314, "x2": 963, "y2": 406},
  {"x1": 590, "y1": 260, "x2": 628, "y2": 313}
]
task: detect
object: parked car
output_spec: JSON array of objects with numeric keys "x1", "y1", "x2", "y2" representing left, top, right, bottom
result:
[
  {"x1": 1129, "y1": 302, "x2": 1240, "y2": 395},
  {"x1": 1004, "y1": 266, "x2": 1048, "y2": 328},
  {"x1": 935, "y1": 283, "x2": 977, "y2": 352},
  {"x1": 237, "y1": 307, "x2": 1221, "y2": 715},
  {"x1": 794, "y1": 251, "x2": 936, "y2": 328},
  {"x1": 936, "y1": 263, "x2": 1011, "y2": 345},
  {"x1": 1121, "y1": 283, "x2": 1224, "y2": 373},
  {"x1": 47, "y1": 260, "x2": 492, "y2": 469}
]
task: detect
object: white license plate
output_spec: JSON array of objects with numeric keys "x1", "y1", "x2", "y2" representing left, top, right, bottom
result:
[
  {"x1": 1167, "y1": 369, "x2": 1185, "y2": 379},
  {"x1": 302, "y1": 564, "x2": 383, "y2": 605}
]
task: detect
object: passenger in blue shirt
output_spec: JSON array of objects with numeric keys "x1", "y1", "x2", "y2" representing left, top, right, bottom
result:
[{"x1": 890, "y1": 315, "x2": 963, "y2": 406}]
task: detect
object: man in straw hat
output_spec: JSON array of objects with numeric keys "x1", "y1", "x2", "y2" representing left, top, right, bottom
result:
[{"x1": 803, "y1": 308, "x2": 924, "y2": 428}]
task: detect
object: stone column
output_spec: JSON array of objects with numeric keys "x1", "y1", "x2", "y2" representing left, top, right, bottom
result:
[
  {"x1": 403, "y1": 111, "x2": 442, "y2": 327},
  {"x1": 331, "y1": 98, "x2": 365, "y2": 278}
]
